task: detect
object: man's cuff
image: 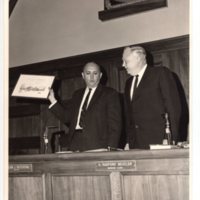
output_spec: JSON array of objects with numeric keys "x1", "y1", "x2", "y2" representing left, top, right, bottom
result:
[{"x1": 48, "y1": 100, "x2": 57, "y2": 109}]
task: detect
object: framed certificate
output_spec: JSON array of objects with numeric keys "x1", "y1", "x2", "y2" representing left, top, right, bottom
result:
[{"x1": 12, "y1": 74, "x2": 55, "y2": 99}]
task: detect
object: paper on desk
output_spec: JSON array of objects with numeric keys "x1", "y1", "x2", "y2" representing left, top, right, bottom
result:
[
  {"x1": 149, "y1": 144, "x2": 178, "y2": 150},
  {"x1": 56, "y1": 151, "x2": 73, "y2": 154},
  {"x1": 84, "y1": 148, "x2": 108, "y2": 152}
]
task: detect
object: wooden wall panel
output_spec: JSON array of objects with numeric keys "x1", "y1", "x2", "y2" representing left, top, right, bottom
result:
[
  {"x1": 52, "y1": 175, "x2": 111, "y2": 200},
  {"x1": 9, "y1": 176, "x2": 44, "y2": 200},
  {"x1": 98, "y1": 59, "x2": 121, "y2": 91},
  {"x1": 123, "y1": 175, "x2": 189, "y2": 200},
  {"x1": 61, "y1": 77, "x2": 84, "y2": 100},
  {"x1": 119, "y1": 69, "x2": 130, "y2": 93},
  {"x1": 9, "y1": 115, "x2": 40, "y2": 137},
  {"x1": 178, "y1": 49, "x2": 189, "y2": 102},
  {"x1": 152, "y1": 48, "x2": 189, "y2": 103}
]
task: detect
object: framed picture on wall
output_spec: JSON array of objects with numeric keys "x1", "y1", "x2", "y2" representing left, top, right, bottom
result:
[
  {"x1": 99, "y1": 0, "x2": 167, "y2": 21},
  {"x1": 12, "y1": 74, "x2": 55, "y2": 99}
]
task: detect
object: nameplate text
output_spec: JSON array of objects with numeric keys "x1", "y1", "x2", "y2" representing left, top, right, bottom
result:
[
  {"x1": 9, "y1": 163, "x2": 33, "y2": 173},
  {"x1": 96, "y1": 160, "x2": 136, "y2": 171}
]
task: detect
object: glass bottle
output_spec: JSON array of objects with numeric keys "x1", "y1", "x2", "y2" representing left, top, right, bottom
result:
[{"x1": 162, "y1": 113, "x2": 171, "y2": 145}]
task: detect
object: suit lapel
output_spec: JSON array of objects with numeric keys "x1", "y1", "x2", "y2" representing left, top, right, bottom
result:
[
  {"x1": 74, "y1": 88, "x2": 85, "y2": 117},
  {"x1": 87, "y1": 84, "x2": 103, "y2": 110},
  {"x1": 70, "y1": 88, "x2": 85, "y2": 134},
  {"x1": 132, "y1": 66, "x2": 151, "y2": 101}
]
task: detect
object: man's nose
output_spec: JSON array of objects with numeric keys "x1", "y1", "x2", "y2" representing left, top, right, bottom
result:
[{"x1": 90, "y1": 74, "x2": 94, "y2": 80}]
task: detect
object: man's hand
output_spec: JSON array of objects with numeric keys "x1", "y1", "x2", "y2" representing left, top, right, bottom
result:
[{"x1": 48, "y1": 88, "x2": 57, "y2": 104}]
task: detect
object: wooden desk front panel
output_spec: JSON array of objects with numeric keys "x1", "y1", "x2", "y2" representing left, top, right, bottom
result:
[
  {"x1": 9, "y1": 175, "x2": 44, "y2": 200},
  {"x1": 9, "y1": 149, "x2": 189, "y2": 200},
  {"x1": 52, "y1": 175, "x2": 111, "y2": 200},
  {"x1": 123, "y1": 175, "x2": 189, "y2": 200}
]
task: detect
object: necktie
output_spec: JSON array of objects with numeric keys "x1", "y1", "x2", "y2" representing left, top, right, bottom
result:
[
  {"x1": 79, "y1": 88, "x2": 92, "y2": 128},
  {"x1": 131, "y1": 75, "x2": 138, "y2": 100}
]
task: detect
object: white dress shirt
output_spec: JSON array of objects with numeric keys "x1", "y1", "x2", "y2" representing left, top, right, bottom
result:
[
  {"x1": 130, "y1": 64, "x2": 147, "y2": 100},
  {"x1": 75, "y1": 87, "x2": 97, "y2": 129},
  {"x1": 49, "y1": 87, "x2": 97, "y2": 130}
]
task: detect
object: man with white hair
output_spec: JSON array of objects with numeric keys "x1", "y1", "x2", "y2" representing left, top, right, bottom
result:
[{"x1": 122, "y1": 46, "x2": 181, "y2": 149}]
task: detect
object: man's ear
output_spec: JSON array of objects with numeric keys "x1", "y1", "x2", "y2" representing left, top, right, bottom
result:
[
  {"x1": 100, "y1": 73, "x2": 103, "y2": 79},
  {"x1": 81, "y1": 72, "x2": 84, "y2": 79}
]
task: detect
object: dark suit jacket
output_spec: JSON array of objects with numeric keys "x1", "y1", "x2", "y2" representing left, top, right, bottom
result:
[
  {"x1": 124, "y1": 66, "x2": 181, "y2": 149},
  {"x1": 50, "y1": 84, "x2": 122, "y2": 151}
]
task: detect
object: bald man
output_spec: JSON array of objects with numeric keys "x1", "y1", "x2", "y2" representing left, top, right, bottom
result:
[
  {"x1": 48, "y1": 62, "x2": 122, "y2": 151},
  {"x1": 122, "y1": 46, "x2": 181, "y2": 149}
]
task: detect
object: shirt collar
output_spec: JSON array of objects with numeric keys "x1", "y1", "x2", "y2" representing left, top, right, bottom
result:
[
  {"x1": 137, "y1": 64, "x2": 147, "y2": 78},
  {"x1": 86, "y1": 86, "x2": 97, "y2": 92}
]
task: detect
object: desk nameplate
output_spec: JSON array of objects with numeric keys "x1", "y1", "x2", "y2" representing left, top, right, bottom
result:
[
  {"x1": 9, "y1": 163, "x2": 33, "y2": 173},
  {"x1": 96, "y1": 160, "x2": 136, "y2": 171}
]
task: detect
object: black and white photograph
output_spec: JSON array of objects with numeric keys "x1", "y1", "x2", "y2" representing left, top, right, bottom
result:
[{"x1": 1, "y1": 0, "x2": 200, "y2": 199}]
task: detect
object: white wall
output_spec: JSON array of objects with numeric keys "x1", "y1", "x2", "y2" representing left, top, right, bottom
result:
[{"x1": 9, "y1": 0, "x2": 189, "y2": 67}]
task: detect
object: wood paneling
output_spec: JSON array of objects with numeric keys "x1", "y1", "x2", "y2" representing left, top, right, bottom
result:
[
  {"x1": 123, "y1": 175, "x2": 189, "y2": 200},
  {"x1": 52, "y1": 175, "x2": 111, "y2": 200},
  {"x1": 9, "y1": 175, "x2": 44, "y2": 200},
  {"x1": 9, "y1": 136, "x2": 41, "y2": 155},
  {"x1": 9, "y1": 149, "x2": 189, "y2": 200},
  {"x1": 61, "y1": 77, "x2": 84, "y2": 100},
  {"x1": 9, "y1": 104, "x2": 40, "y2": 118},
  {"x1": 9, "y1": 115, "x2": 40, "y2": 138}
]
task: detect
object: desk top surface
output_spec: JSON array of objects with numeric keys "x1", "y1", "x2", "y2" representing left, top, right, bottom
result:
[{"x1": 9, "y1": 148, "x2": 189, "y2": 163}]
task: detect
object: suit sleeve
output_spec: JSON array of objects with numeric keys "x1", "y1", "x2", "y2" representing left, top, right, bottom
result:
[
  {"x1": 49, "y1": 99, "x2": 73, "y2": 126},
  {"x1": 107, "y1": 90, "x2": 122, "y2": 148},
  {"x1": 159, "y1": 67, "x2": 181, "y2": 142},
  {"x1": 123, "y1": 78, "x2": 132, "y2": 143}
]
